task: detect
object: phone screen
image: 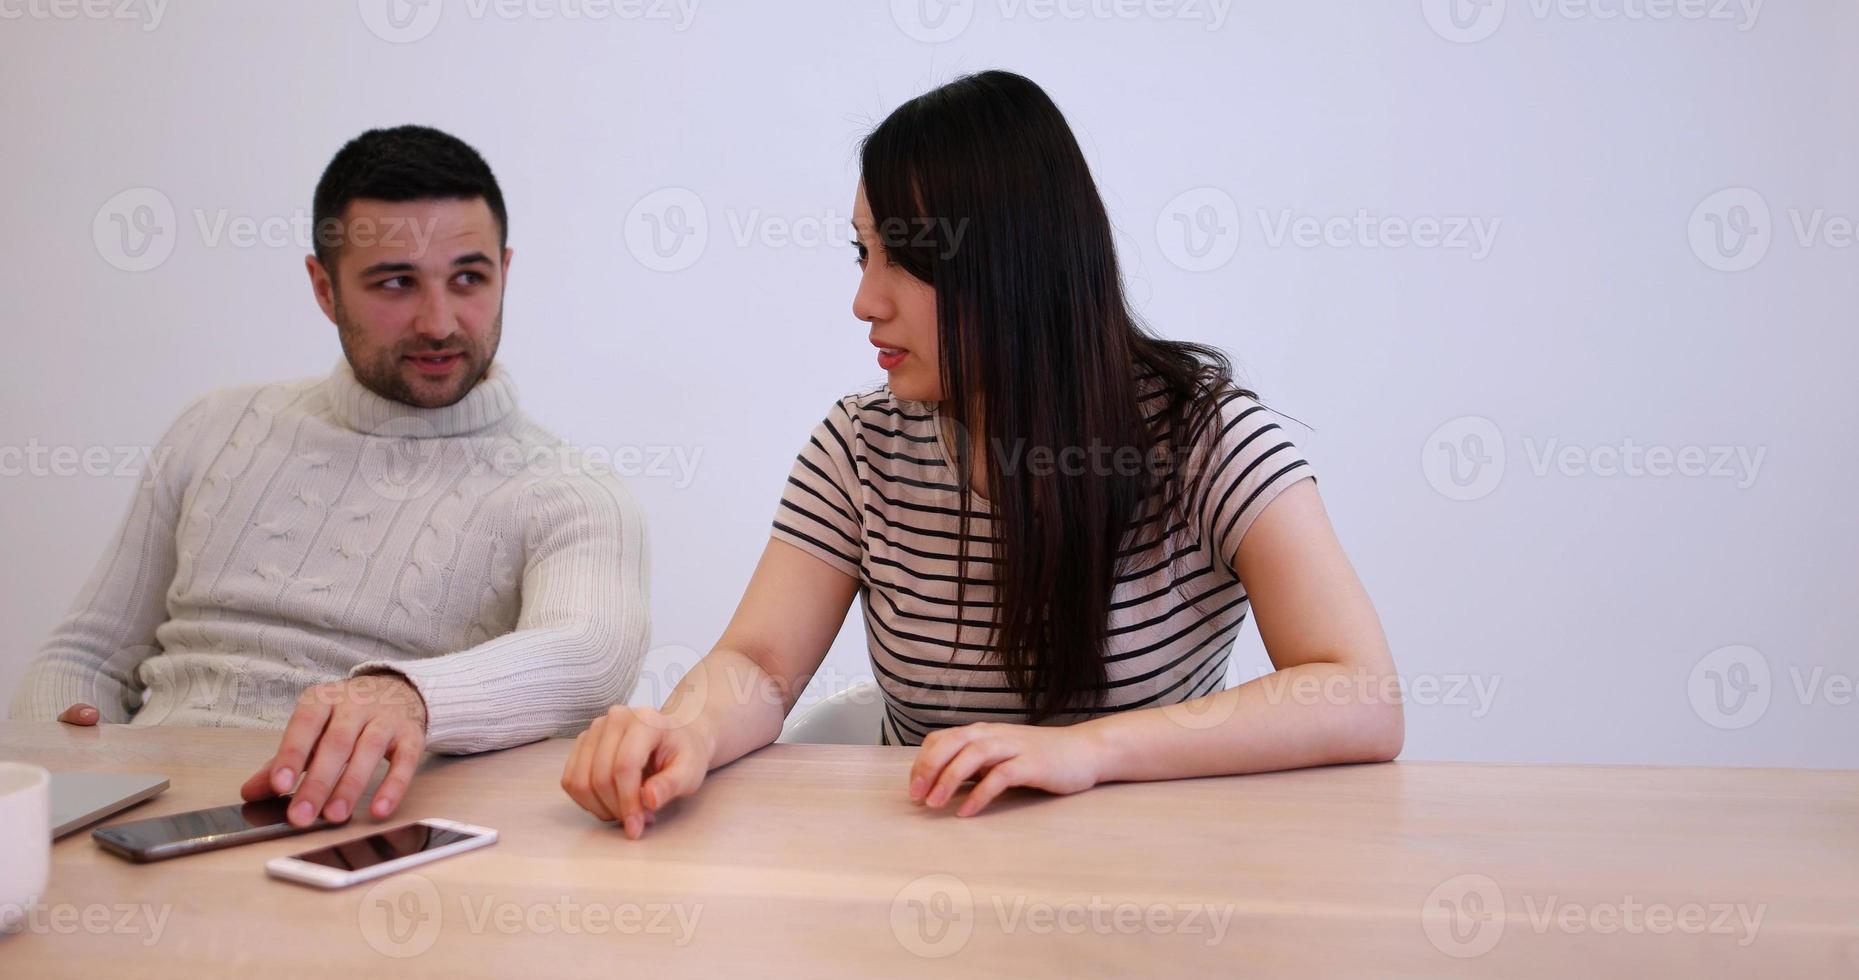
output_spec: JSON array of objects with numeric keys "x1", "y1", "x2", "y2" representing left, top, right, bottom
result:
[
  {"x1": 94, "y1": 798, "x2": 302, "y2": 854},
  {"x1": 289, "y1": 823, "x2": 477, "y2": 871}
]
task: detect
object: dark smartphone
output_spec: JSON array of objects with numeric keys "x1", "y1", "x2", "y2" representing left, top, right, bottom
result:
[{"x1": 91, "y1": 798, "x2": 337, "y2": 863}]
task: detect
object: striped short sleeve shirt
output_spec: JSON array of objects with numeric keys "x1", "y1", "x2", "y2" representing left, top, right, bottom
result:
[{"x1": 771, "y1": 383, "x2": 1314, "y2": 746}]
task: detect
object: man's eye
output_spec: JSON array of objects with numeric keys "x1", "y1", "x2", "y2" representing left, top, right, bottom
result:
[
  {"x1": 377, "y1": 276, "x2": 414, "y2": 290},
  {"x1": 454, "y1": 271, "x2": 485, "y2": 286}
]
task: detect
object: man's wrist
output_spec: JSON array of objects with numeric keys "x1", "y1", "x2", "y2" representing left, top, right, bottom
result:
[{"x1": 350, "y1": 670, "x2": 429, "y2": 732}]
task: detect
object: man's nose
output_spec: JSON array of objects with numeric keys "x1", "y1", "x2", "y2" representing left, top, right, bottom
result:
[{"x1": 411, "y1": 285, "x2": 458, "y2": 342}]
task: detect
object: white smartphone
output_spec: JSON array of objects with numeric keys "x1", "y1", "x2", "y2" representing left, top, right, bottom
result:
[{"x1": 265, "y1": 817, "x2": 497, "y2": 889}]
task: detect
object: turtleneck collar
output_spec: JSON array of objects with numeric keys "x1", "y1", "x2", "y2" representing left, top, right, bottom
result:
[{"x1": 322, "y1": 359, "x2": 519, "y2": 438}]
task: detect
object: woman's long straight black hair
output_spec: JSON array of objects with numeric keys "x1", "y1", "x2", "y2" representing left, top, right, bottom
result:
[{"x1": 860, "y1": 70, "x2": 1251, "y2": 723}]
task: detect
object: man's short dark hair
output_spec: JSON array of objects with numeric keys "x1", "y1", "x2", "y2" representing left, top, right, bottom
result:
[{"x1": 311, "y1": 125, "x2": 507, "y2": 269}]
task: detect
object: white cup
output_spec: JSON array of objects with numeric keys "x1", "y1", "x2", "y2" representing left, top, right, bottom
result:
[{"x1": 0, "y1": 762, "x2": 52, "y2": 932}]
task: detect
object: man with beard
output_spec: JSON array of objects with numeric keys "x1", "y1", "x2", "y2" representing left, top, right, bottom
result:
[{"x1": 12, "y1": 126, "x2": 651, "y2": 829}]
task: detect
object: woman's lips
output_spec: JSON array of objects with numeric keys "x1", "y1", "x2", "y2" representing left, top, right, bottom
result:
[
  {"x1": 406, "y1": 351, "x2": 465, "y2": 376},
  {"x1": 877, "y1": 347, "x2": 907, "y2": 371}
]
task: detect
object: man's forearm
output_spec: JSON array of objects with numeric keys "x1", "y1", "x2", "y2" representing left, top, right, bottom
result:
[
  {"x1": 357, "y1": 615, "x2": 649, "y2": 755},
  {"x1": 10, "y1": 648, "x2": 133, "y2": 722},
  {"x1": 360, "y1": 473, "x2": 651, "y2": 755},
  {"x1": 12, "y1": 588, "x2": 169, "y2": 723},
  {"x1": 10, "y1": 393, "x2": 213, "y2": 724}
]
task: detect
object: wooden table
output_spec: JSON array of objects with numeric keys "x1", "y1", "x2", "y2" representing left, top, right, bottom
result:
[{"x1": 1, "y1": 722, "x2": 1854, "y2": 977}]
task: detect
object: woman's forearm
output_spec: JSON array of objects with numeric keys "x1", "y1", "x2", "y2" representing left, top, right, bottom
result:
[
  {"x1": 1083, "y1": 661, "x2": 1405, "y2": 785},
  {"x1": 662, "y1": 646, "x2": 796, "y2": 771}
]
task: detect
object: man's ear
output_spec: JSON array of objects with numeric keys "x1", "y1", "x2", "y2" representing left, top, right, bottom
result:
[
  {"x1": 501, "y1": 246, "x2": 514, "y2": 281},
  {"x1": 306, "y1": 253, "x2": 338, "y2": 325}
]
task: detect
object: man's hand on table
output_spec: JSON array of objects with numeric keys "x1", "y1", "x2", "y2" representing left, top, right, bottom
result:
[{"x1": 239, "y1": 674, "x2": 429, "y2": 827}]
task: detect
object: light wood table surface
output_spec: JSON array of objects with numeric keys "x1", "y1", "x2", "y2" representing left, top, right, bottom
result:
[{"x1": 1, "y1": 721, "x2": 1854, "y2": 978}]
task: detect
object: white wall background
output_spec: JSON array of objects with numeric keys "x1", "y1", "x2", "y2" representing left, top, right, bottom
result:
[{"x1": 1, "y1": 0, "x2": 1852, "y2": 767}]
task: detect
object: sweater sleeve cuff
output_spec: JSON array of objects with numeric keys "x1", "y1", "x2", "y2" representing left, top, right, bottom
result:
[{"x1": 349, "y1": 659, "x2": 479, "y2": 753}]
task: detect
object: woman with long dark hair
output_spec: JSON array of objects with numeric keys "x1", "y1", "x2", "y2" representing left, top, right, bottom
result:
[{"x1": 563, "y1": 70, "x2": 1401, "y2": 835}]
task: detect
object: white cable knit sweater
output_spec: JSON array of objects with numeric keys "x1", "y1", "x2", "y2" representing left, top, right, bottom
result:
[{"x1": 8, "y1": 362, "x2": 650, "y2": 754}]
